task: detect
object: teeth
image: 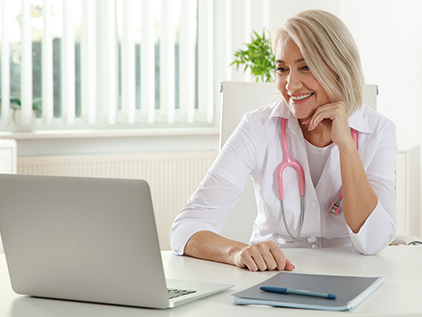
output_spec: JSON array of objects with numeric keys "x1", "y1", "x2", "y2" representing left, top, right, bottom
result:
[{"x1": 291, "y1": 93, "x2": 313, "y2": 101}]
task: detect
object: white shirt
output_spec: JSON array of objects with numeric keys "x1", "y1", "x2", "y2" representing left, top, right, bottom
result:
[
  {"x1": 305, "y1": 140, "x2": 335, "y2": 187},
  {"x1": 169, "y1": 100, "x2": 397, "y2": 255}
]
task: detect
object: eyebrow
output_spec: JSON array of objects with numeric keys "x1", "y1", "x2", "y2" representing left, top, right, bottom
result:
[{"x1": 275, "y1": 58, "x2": 305, "y2": 64}]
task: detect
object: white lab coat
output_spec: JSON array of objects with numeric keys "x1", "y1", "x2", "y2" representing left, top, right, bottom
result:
[{"x1": 169, "y1": 100, "x2": 397, "y2": 255}]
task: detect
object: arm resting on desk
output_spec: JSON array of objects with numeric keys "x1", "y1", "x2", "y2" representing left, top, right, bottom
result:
[{"x1": 184, "y1": 230, "x2": 295, "y2": 272}]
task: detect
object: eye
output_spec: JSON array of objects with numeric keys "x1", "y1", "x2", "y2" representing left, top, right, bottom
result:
[
  {"x1": 276, "y1": 67, "x2": 288, "y2": 73},
  {"x1": 300, "y1": 65, "x2": 310, "y2": 72}
]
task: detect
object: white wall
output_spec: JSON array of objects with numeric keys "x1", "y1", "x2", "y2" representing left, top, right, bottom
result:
[
  {"x1": 340, "y1": 1, "x2": 422, "y2": 229},
  {"x1": 340, "y1": 0, "x2": 422, "y2": 147}
]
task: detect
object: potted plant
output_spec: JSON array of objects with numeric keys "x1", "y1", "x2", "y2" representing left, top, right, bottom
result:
[
  {"x1": 0, "y1": 97, "x2": 42, "y2": 131},
  {"x1": 231, "y1": 29, "x2": 275, "y2": 83}
]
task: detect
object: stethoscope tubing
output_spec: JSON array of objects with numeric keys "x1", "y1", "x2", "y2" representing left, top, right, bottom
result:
[
  {"x1": 278, "y1": 118, "x2": 306, "y2": 243},
  {"x1": 277, "y1": 118, "x2": 358, "y2": 244},
  {"x1": 280, "y1": 196, "x2": 305, "y2": 243},
  {"x1": 277, "y1": 118, "x2": 305, "y2": 200}
]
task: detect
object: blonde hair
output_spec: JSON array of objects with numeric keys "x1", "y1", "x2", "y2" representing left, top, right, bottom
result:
[{"x1": 272, "y1": 10, "x2": 365, "y2": 116}]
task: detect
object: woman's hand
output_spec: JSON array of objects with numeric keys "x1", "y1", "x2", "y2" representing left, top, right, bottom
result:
[
  {"x1": 233, "y1": 241, "x2": 295, "y2": 272},
  {"x1": 303, "y1": 101, "x2": 354, "y2": 149},
  {"x1": 302, "y1": 101, "x2": 378, "y2": 234},
  {"x1": 185, "y1": 231, "x2": 294, "y2": 272}
]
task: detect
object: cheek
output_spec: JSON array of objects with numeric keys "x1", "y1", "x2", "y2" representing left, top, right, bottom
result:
[
  {"x1": 276, "y1": 76, "x2": 287, "y2": 96},
  {"x1": 310, "y1": 79, "x2": 333, "y2": 103},
  {"x1": 321, "y1": 89, "x2": 334, "y2": 104}
]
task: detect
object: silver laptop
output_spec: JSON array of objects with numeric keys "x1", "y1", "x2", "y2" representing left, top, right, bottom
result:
[{"x1": 0, "y1": 174, "x2": 233, "y2": 309}]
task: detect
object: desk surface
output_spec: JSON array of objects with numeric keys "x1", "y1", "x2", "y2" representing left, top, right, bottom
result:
[{"x1": 1, "y1": 246, "x2": 422, "y2": 316}]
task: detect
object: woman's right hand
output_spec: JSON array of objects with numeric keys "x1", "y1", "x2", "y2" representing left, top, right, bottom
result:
[
  {"x1": 233, "y1": 241, "x2": 295, "y2": 272},
  {"x1": 184, "y1": 231, "x2": 294, "y2": 272}
]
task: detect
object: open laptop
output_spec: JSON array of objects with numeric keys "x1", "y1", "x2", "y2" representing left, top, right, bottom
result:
[{"x1": 0, "y1": 174, "x2": 233, "y2": 309}]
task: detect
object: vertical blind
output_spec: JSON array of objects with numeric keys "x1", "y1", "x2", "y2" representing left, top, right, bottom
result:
[{"x1": 0, "y1": 0, "x2": 273, "y2": 131}]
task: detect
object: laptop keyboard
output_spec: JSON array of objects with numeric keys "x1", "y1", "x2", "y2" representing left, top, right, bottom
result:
[{"x1": 168, "y1": 288, "x2": 196, "y2": 299}]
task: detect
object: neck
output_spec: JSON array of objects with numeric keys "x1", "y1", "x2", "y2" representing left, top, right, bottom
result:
[{"x1": 299, "y1": 120, "x2": 332, "y2": 148}]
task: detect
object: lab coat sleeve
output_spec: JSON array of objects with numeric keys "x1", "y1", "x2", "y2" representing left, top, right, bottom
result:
[
  {"x1": 169, "y1": 113, "x2": 257, "y2": 255},
  {"x1": 347, "y1": 120, "x2": 397, "y2": 255}
]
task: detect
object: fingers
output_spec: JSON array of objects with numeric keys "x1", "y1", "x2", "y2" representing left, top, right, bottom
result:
[
  {"x1": 305, "y1": 101, "x2": 353, "y2": 147},
  {"x1": 307, "y1": 102, "x2": 346, "y2": 132},
  {"x1": 270, "y1": 244, "x2": 295, "y2": 271},
  {"x1": 284, "y1": 259, "x2": 295, "y2": 271},
  {"x1": 238, "y1": 241, "x2": 294, "y2": 272}
]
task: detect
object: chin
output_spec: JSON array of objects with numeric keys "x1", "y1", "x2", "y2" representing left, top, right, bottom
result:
[{"x1": 288, "y1": 107, "x2": 312, "y2": 120}]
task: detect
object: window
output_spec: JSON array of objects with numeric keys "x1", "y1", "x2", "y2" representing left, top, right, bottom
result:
[{"x1": 0, "y1": 0, "x2": 215, "y2": 131}]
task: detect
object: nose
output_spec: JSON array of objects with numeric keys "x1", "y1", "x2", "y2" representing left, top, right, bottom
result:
[{"x1": 285, "y1": 70, "x2": 303, "y2": 92}]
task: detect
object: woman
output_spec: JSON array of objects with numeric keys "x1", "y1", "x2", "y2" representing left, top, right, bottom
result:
[{"x1": 169, "y1": 10, "x2": 397, "y2": 272}]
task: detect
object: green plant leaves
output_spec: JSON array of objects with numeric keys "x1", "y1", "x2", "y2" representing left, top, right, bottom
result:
[
  {"x1": 0, "y1": 97, "x2": 42, "y2": 115},
  {"x1": 230, "y1": 29, "x2": 275, "y2": 83}
]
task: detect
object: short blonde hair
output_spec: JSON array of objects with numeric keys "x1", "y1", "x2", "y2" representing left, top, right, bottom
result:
[{"x1": 272, "y1": 10, "x2": 365, "y2": 116}]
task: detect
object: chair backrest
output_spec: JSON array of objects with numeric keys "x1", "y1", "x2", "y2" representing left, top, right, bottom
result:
[{"x1": 218, "y1": 81, "x2": 378, "y2": 243}]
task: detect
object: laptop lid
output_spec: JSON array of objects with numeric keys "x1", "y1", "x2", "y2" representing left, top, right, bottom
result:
[{"x1": 0, "y1": 174, "x2": 231, "y2": 309}]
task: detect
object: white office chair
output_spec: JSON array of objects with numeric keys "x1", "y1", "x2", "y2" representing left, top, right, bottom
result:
[
  {"x1": 218, "y1": 81, "x2": 420, "y2": 246},
  {"x1": 218, "y1": 81, "x2": 280, "y2": 243}
]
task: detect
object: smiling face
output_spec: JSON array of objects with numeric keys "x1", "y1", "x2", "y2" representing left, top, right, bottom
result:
[{"x1": 275, "y1": 36, "x2": 333, "y2": 121}]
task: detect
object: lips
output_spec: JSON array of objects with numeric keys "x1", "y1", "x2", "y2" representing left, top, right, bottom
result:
[{"x1": 290, "y1": 92, "x2": 314, "y2": 101}]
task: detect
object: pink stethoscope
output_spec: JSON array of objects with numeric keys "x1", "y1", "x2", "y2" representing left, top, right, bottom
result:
[{"x1": 277, "y1": 118, "x2": 358, "y2": 244}]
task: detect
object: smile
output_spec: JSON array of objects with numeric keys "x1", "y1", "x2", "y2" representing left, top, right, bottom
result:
[{"x1": 290, "y1": 93, "x2": 314, "y2": 101}]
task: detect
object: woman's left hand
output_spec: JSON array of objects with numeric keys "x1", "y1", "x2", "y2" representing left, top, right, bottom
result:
[
  {"x1": 303, "y1": 100, "x2": 379, "y2": 234},
  {"x1": 303, "y1": 101, "x2": 353, "y2": 149}
]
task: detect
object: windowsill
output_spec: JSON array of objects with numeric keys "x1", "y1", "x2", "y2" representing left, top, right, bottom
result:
[
  {"x1": 3, "y1": 127, "x2": 221, "y2": 157},
  {"x1": 0, "y1": 126, "x2": 220, "y2": 141}
]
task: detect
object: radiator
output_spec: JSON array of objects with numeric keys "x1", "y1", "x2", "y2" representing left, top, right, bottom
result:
[
  {"x1": 17, "y1": 151, "x2": 218, "y2": 250},
  {"x1": 17, "y1": 148, "x2": 421, "y2": 250}
]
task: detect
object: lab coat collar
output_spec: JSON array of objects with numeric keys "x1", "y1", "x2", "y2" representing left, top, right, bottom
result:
[
  {"x1": 269, "y1": 100, "x2": 374, "y2": 134},
  {"x1": 269, "y1": 99, "x2": 303, "y2": 137},
  {"x1": 347, "y1": 104, "x2": 374, "y2": 134},
  {"x1": 269, "y1": 99, "x2": 292, "y2": 120}
]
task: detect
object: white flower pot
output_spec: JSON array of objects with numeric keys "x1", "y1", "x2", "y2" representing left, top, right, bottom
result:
[{"x1": 11, "y1": 109, "x2": 36, "y2": 132}]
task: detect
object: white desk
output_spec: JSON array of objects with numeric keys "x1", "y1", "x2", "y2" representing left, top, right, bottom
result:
[{"x1": 1, "y1": 246, "x2": 421, "y2": 316}]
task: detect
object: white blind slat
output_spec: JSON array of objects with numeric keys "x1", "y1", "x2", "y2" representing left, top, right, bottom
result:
[
  {"x1": 1, "y1": 0, "x2": 10, "y2": 125},
  {"x1": 160, "y1": 0, "x2": 176, "y2": 124},
  {"x1": 62, "y1": 0, "x2": 75, "y2": 125},
  {"x1": 42, "y1": 0, "x2": 54, "y2": 125},
  {"x1": 141, "y1": 0, "x2": 155, "y2": 124},
  {"x1": 244, "y1": 0, "x2": 252, "y2": 82},
  {"x1": 20, "y1": 0, "x2": 33, "y2": 126},
  {"x1": 96, "y1": 0, "x2": 106, "y2": 125},
  {"x1": 263, "y1": 0, "x2": 270, "y2": 30},
  {"x1": 225, "y1": 0, "x2": 232, "y2": 81},
  {"x1": 198, "y1": 0, "x2": 214, "y2": 124},
  {"x1": 81, "y1": 0, "x2": 96, "y2": 125},
  {"x1": 96, "y1": 0, "x2": 118, "y2": 125},
  {"x1": 179, "y1": 0, "x2": 196, "y2": 123},
  {"x1": 121, "y1": 0, "x2": 136, "y2": 124},
  {"x1": 105, "y1": 0, "x2": 117, "y2": 125}
]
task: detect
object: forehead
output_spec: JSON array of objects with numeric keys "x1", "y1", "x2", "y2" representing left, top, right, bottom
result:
[{"x1": 275, "y1": 35, "x2": 303, "y2": 62}]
